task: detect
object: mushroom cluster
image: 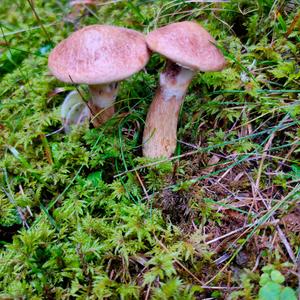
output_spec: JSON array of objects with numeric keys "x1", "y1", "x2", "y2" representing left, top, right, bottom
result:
[{"x1": 48, "y1": 21, "x2": 225, "y2": 158}]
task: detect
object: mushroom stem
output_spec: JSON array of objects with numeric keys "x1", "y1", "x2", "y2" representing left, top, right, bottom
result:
[
  {"x1": 143, "y1": 61, "x2": 195, "y2": 158},
  {"x1": 88, "y1": 82, "x2": 119, "y2": 127}
]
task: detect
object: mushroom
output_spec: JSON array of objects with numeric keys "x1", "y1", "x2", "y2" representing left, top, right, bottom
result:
[
  {"x1": 142, "y1": 21, "x2": 226, "y2": 158},
  {"x1": 61, "y1": 90, "x2": 90, "y2": 133},
  {"x1": 48, "y1": 25, "x2": 149, "y2": 127}
]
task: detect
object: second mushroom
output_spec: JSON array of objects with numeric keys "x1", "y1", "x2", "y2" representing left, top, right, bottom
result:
[{"x1": 142, "y1": 21, "x2": 226, "y2": 158}]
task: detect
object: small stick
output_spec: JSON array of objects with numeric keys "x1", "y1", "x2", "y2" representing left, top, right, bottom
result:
[
  {"x1": 206, "y1": 220, "x2": 279, "y2": 245},
  {"x1": 145, "y1": 284, "x2": 151, "y2": 300},
  {"x1": 135, "y1": 171, "x2": 150, "y2": 203},
  {"x1": 275, "y1": 138, "x2": 299, "y2": 172},
  {"x1": 276, "y1": 225, "x2": 296, "y2": 264},
  {"x1": 255, "y1": 132, "x2": 275, "y2": 190}
]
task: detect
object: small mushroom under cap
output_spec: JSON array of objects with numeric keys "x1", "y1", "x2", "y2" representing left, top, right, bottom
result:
[
  {"x1": 143, "y1": 21, "x2": 226, "y2": 158},
  {"x1": 48, "y1": 25, "x2": 149, "y2": 127}
]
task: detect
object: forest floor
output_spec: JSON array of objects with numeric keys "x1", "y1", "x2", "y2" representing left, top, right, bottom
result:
[{"x1": 0, "y1": 0, "x2": 299, "y2": 299}]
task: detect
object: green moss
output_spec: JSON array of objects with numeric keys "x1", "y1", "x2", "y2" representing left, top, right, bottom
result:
[{"x1": 1, "y1": 0, "x2": 299, "y2": 298}]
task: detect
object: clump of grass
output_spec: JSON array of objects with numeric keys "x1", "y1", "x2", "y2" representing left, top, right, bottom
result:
[{"x1": 0, "y1": 0, "x2": 299, "y2": 299}]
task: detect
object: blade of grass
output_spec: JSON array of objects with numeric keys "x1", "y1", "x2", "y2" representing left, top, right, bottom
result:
[{"x1": 26, "y1": 0, "x2": 52, "y2": 43}]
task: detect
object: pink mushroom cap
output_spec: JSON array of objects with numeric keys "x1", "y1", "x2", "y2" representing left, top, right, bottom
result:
[
  {"x1": 48, "y1": 25, "x2": 150, "y2": 85},
  {"x1": 146, "y1": 21, "x2": 226, "y2": 72}
]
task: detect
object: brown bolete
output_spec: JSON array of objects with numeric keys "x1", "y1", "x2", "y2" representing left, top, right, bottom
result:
[
  {"x1": 48, "y1": 25, "x2": 149, "y2": 127},
  {"x1": 142, "y1": 21, "x2": 226, "y2": 158}
]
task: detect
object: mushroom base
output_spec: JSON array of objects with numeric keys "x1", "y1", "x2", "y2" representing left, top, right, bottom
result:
[
  {"x1": 143, "y1": 62, "x2": 195, "y2": 158},
  {"x1": 88, "y1": 83, "x2": 119, "y2": 127}
]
